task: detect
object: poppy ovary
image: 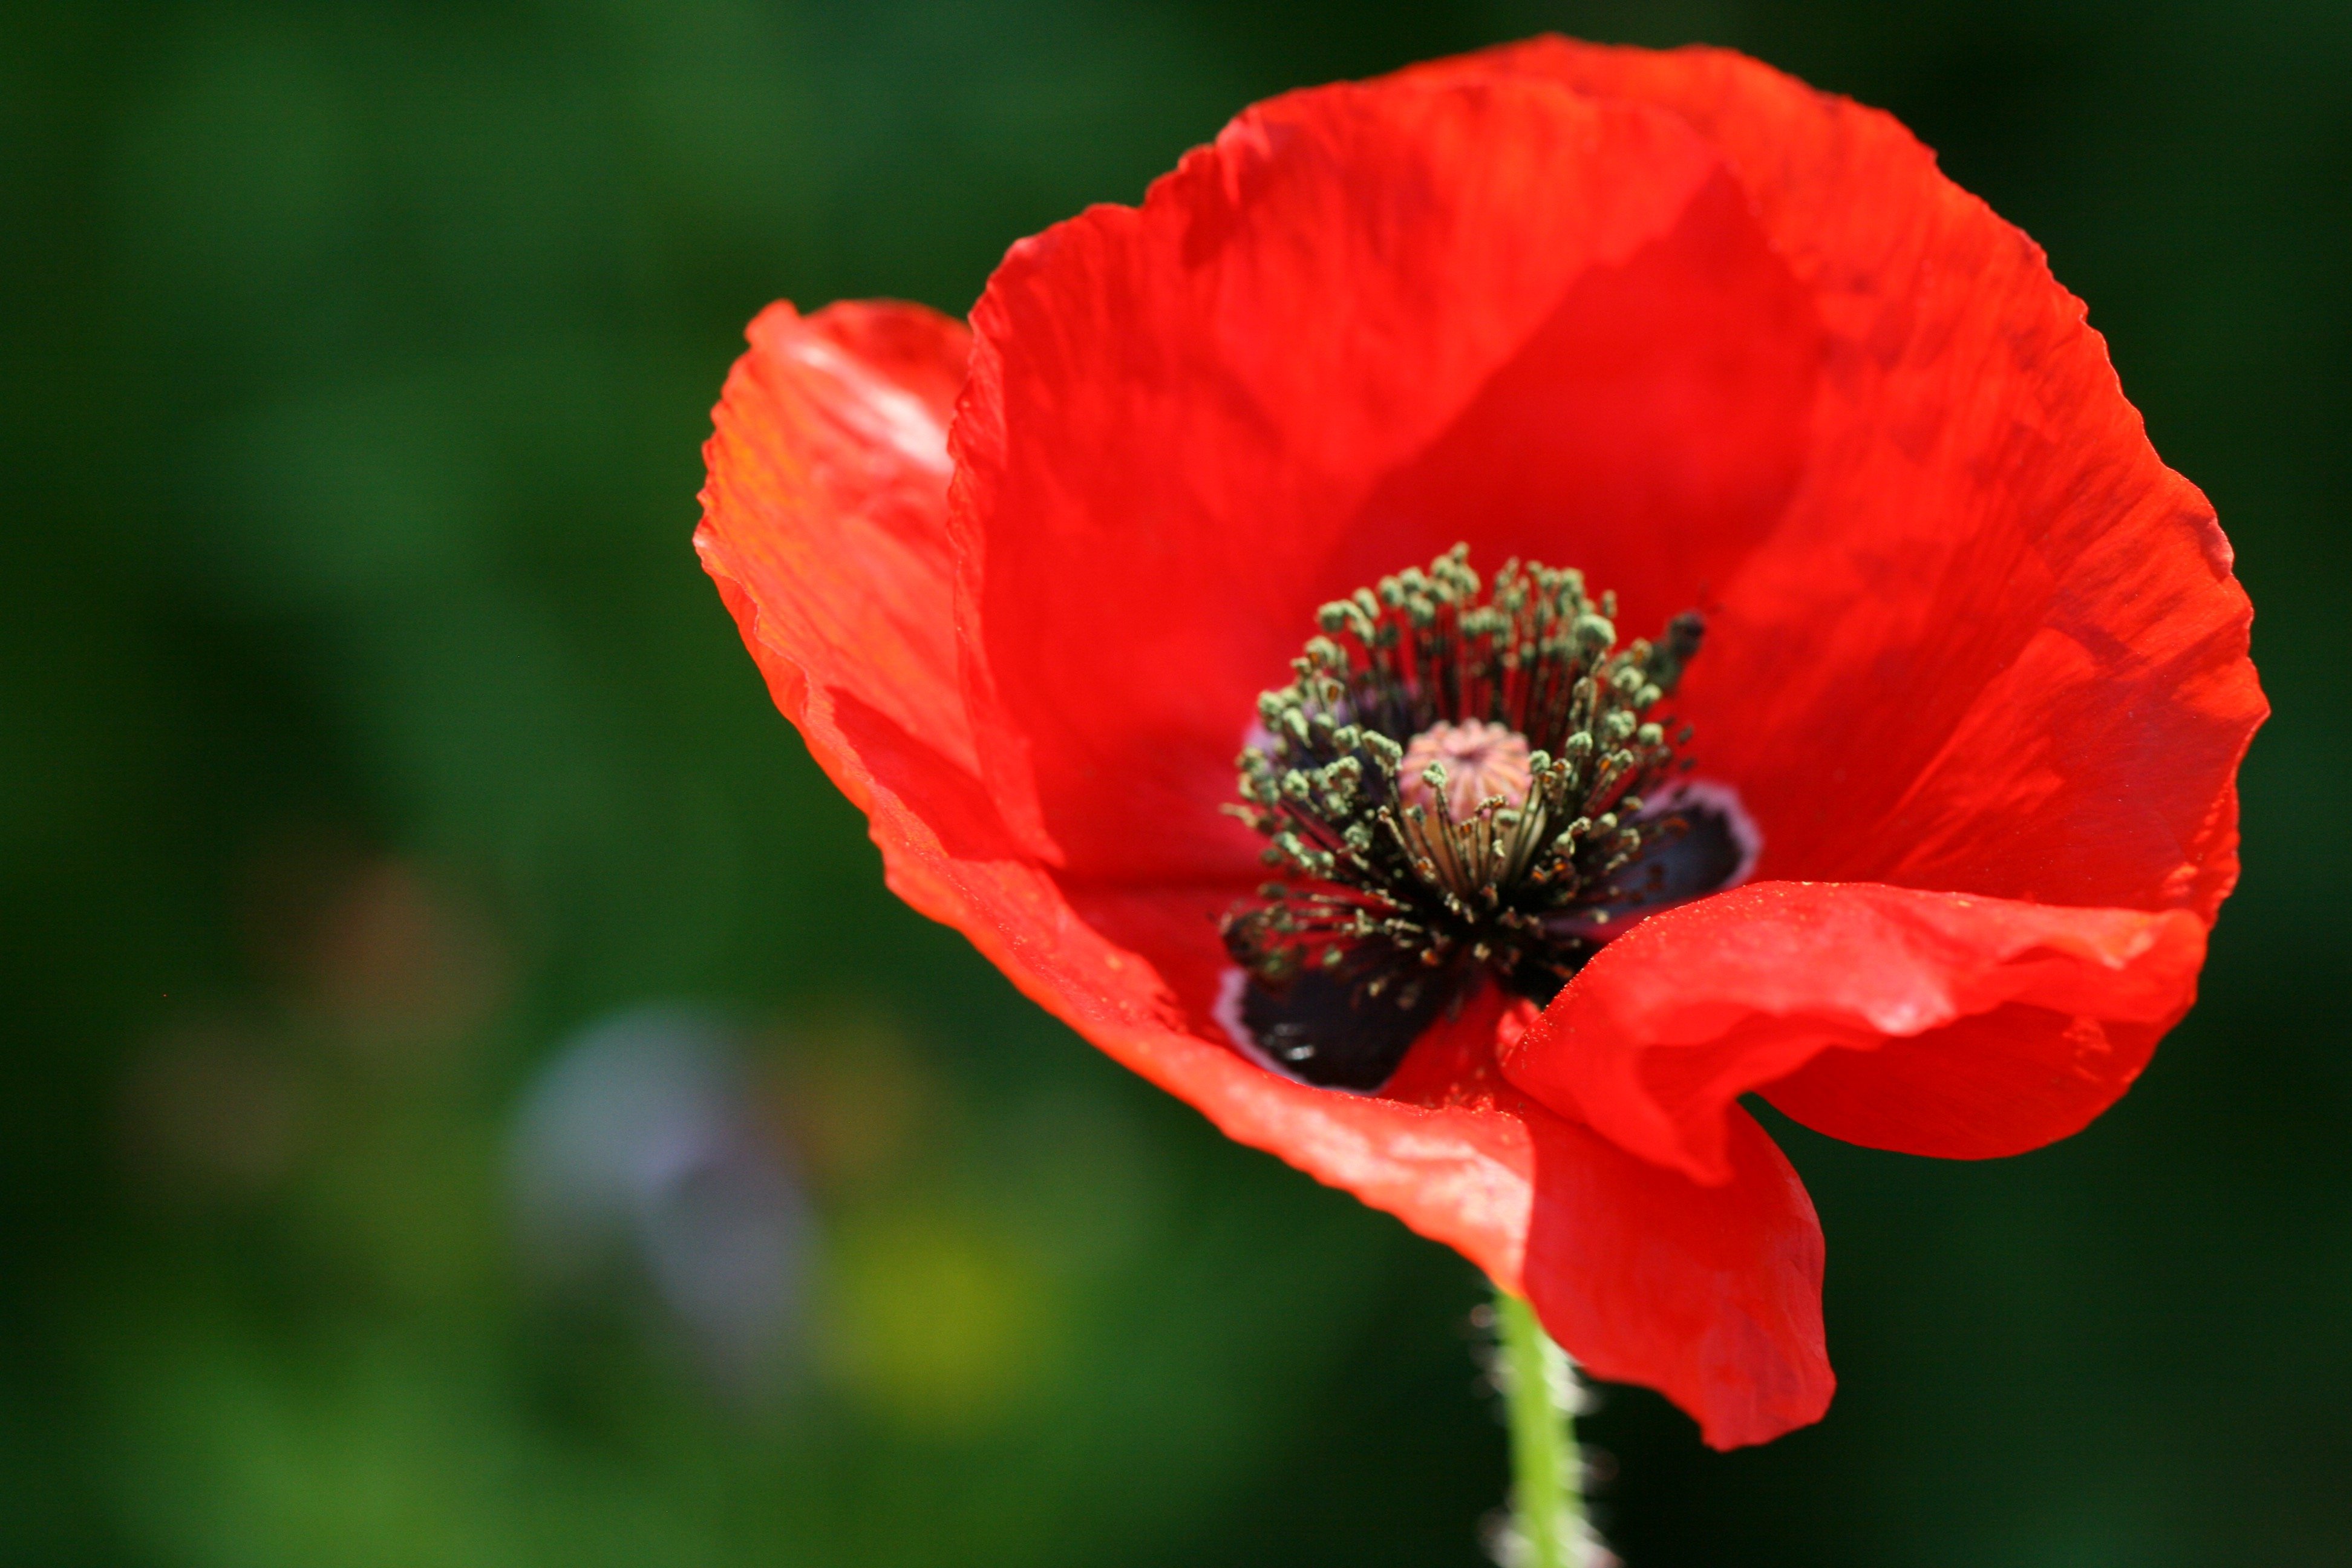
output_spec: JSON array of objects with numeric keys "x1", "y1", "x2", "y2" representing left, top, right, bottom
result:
[
  {"x1": 1398, "y1": 719, "x2": 1535, "y2": 820},
  {"x1": 1219, "y1": 544, "x2": 1718, "y2": 1090}
]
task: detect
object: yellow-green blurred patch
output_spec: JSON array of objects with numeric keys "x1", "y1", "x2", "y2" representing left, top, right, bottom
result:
[{"x1": 816, "y1": 1209, "x2": 1056, "y2": 1436}]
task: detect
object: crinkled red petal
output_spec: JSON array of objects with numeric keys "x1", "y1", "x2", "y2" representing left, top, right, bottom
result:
[
  {"x1": 1436, "y1": 38, "x2": 2265, "y2": 924},
  {"x1": 1499, "y1": 882, "x2": 2208, "y2": 1183},
  {"x1": 950, "y1": 70, "x2": 1742, "y2": 888},
  {"x1": 697, "y1": 299, "x2": 977, "y2": 788},
  {"x1": 696, "y1": 300, "x2": 1538, "y2": 1309},
  {"x1": 1391, "y1": 994, "x2": 1830, "y2": 1449},
  {"x1": 1524, "y1": 1098, "x2": 1829, "y2": 1448}
]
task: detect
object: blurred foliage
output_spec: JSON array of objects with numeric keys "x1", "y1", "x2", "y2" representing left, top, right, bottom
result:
[{"x1": 1, "y1": 1, "x2": 2347, "y2": 1564}]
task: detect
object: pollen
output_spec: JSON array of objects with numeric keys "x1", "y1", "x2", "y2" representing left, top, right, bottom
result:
[{"x1": 1218, "y1": 543, "x2": 1725, "y2": 1089}]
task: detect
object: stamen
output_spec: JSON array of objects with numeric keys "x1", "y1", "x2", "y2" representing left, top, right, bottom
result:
[{"x1": 1219, "y1": 544, "x2": 1731, "y2": 1090}]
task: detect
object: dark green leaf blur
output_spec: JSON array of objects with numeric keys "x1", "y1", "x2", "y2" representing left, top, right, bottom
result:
[{"x1": 3, "y1": 1, "x2": 2344, "y2": 1563}]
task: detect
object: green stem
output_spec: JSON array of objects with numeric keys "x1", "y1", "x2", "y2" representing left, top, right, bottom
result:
[{"x1": 1494, "y1": 1289, "x2": 1587, "y2": 1568}]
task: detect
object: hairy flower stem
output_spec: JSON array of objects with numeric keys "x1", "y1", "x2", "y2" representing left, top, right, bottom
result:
[{"x1": 1495, "y1": 1289, "x2": 1590, "y2": 1568}]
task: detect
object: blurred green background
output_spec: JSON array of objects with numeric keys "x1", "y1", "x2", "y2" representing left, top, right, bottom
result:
[{"x1": 3, "y1": 1, "x2": 2345, "y2": 1564}]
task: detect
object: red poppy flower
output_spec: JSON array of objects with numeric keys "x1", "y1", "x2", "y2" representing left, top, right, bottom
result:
[{"x1": 696, "y1": 38, "x2": 2263, "y2": 1448}]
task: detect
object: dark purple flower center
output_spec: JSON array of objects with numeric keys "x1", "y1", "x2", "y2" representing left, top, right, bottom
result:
[{"x1": 1219, "y1": 544, "x2": 1742, "y2": 1089}]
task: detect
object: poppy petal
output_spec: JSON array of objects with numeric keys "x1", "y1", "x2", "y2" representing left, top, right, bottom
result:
[
  {"x1": 1521, "y1": 1094, "x2": 1829, "y2": 1451},
  {"x1": 1498, "y1": 881, "x2": 2209, "y2": 1184},
  {"x1": 949, "y1": 69, "x2": 1737, "y2": 889},
  {"x1": 1298, "y1": 986, "x2": 1832, "y2": 1450},
  {"x1": 696, "y1": 301, "x2": 1544, "y2": 1347},
  {"x1": 696, "y1": 296, "x2": 1061, "y2": 947},
  {"x1": 1432, "y1": 37, "x2": 2265, "y2": 924},
  {"x1": 697, "y1": 298, "x2": 976, "y2": 785}
]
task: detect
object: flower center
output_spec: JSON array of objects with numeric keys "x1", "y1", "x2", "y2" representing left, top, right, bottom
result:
[
  {"x1": 1218, "y1": 544, "x2": 1733, "y2": 1090},
  {"x1": 1399, "y1": 719, "x2": 1534, "y2": 818}
]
